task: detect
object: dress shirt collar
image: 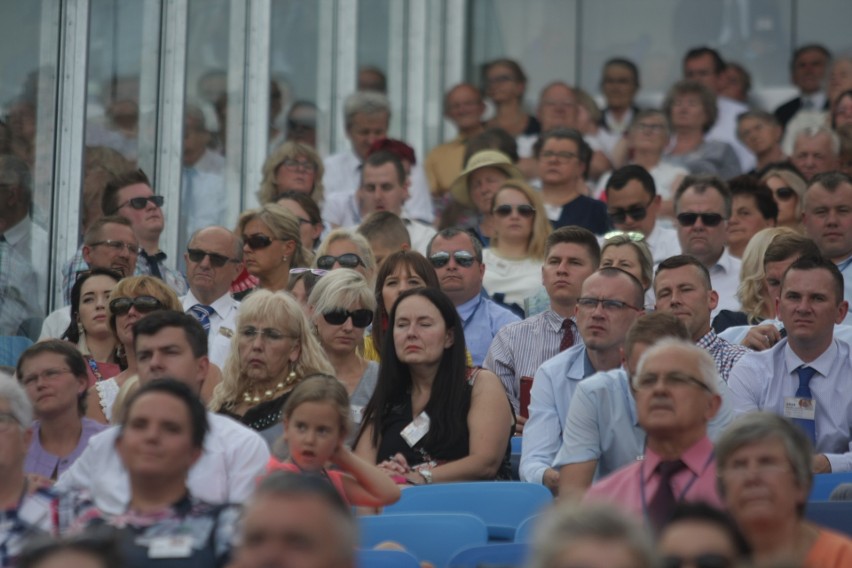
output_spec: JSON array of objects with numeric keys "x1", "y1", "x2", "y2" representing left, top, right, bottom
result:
[
  {"x1": 802, "y1": 91, "x2": 826, "y2": 110},
  {"x1": 3, "y1": 216, "x2": 30, "y2": 246},
  {"x1": 696, "y1": 329, "x2": 719, "y2": 351},
  {"x1": 642, "y1": 435, "x2": 714, "y2": 482},
  {"x1": 183, "y1": 290, "x2": 235, "y2": 317},
  {"x1": 457, "y1": 294, "x2": 483, "y2": 320},
  {"x1": 783, "y1": 337, "x2": 838, "y2": 378},
  {"x1": 345, "y1": 149, "x2": 363, "y2": 171},
  {"x1": 543, "y1": 308, "x2": 572, "y2": 333},
  {"x1": 710, "y1": 248, "x2": 736, "y2": 275}
]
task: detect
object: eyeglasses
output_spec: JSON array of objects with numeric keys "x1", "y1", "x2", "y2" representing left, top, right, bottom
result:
[
  {"x1": 540, "y1": 150, "x2": 578, "y2": 163},
  {"x1": 676, "y1": 212, "x2": 725, "y2": 227},
  {"x1": 661, "y1": 554, "x2": 733, "y2": 568},
  {"x1": 0, "y1": 411, "x2": 21, "y2": 431},
  {"x1": 115, "y1": 195, "x2": 164, "y2": 212},
  {"x1": 429, "y1": 250, "x2": 477, "y2": 268},
  {"x1": 280, "y1": 158, "x2": 318, "y2": 172},
  {"x1": 634, "y1": 372, "x2": 712, "y2": 392},
  {"x1": 187, "y1": 248, "x2": 239, "y2": 267},
  {"x1": 289, "y1": 268, "x2": 328, "y2": 277},
  {"x1": 109, "y1": 295, "x2": 164, "y2": 316},
  {"x1": 493, "y1": 204, "x2": 536, "y2": 218},
  {"x1": 603, "y1": 230, "x2": 645, "y2": 242},
  {"x1": 89, "y1": 240, "x2": 142, "y2": 255},
  {"x1": 316, "y1": 254, "x2": 365, "y2": 270},
  {"x1": 239, "y1": 326, "x2": 295, "y2": 341},
  {"x1": 20, "y1": 367, "x2": 73, "y2": 387},
  {"x1": 322, "y1": 308, "x2": 374, "y2": 328},
  {"x1": 243, "y1": 234, "x2": 278, "y2": 250},
  {"x1": 608, "y1": 201, "x2": 653, "y2": 225},
  {"x1": 772, "y1": 186, "x2": 797, "y2": 201},
  {"x1": 576, "y1": 297, "x2": 641, "y2": 312}
]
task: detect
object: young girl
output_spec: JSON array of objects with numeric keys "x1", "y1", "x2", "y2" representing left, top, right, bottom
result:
[{"x1": 266, "y1": 374, "x2": 401, "y2": 507}]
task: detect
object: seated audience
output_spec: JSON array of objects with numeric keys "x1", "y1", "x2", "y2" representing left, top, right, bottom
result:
[
  {"x1": 257, "y1": 141, "x2": 324, "y2": 205},
  {"x1": 357, "y1": 210, "x2": 411, "y2": 267},
  {"x1": 276, "y1": 191, "x2": 324, "y2": 251},
  {"x1": 314, "y1": 227, "x2": 377, "y2": 283},
  {"x1": 760, "y1": 165, "x2": 807, "y2": 231},
  {"x1": 658, "y1": 503, "x2": 751, "y2": 568},
  {"x1": 726, "y1": 175, "x2": 778, "y2": 258}
]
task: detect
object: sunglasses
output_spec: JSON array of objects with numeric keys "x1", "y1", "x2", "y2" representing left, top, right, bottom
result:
[
  {"x1": 772, "y1": 186, "x2": 797, "y2": 201},
  {"x1": 322, "y1": 308, "x2": 374, "y2": 328},
  {"x1": 115, "y1": 195, "x2": 164, "y2": 211},
  {"x1": 429, "y1": 250, "x2": 476, "y2": 268},
  {"x1": 661, "y1": 554, "x2": 733, "y2": 568},
  {"x1": 493, "y1": 204, "x2": 536, "y2": 218},
  {"x1": 187, "y1": 248, "x2": 238, "y2": 267},
  {"x1": 316, "y1": 254, "x2": 365, "y2": 270},
  {"x1": 608, "y1": 204, "x2": 649, "y2": 225},
  {"x1": 109, "y1": 295, "x2": 164, "y2": 316},
  {"x1": 676, "y1": 212, "x2": 725, "y2": 227},
  {"x1": 290, "y1": 268, "x2": 328, "y2": 277},
  {"x1": 243, "y1": 234, "x2": 277, "y2": 250}
]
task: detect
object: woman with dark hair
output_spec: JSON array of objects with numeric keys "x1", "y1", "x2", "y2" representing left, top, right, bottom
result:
[
  {"x1": 62, "y1": 268, "x2": 122, "y2": 386},
  {"x1": 483, "y1": 58, "x2": 539, "y2": 138},
  {"x1": 276, "y1": 190, "x2": 324, "y2": 251},
  {"x1": 355, "y1": 288, "x2": 513, "y2": 483}
]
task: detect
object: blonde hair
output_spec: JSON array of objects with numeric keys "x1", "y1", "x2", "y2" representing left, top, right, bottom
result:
[
  {"x1": 601, "y1": 234, "x2": 654, "y2": 290},
  {"x1": 315, "y1": 228, "x2": 377, "y2": 281},
  {"x1": 490, "y1": 180, "x2": 552, "y2": 260},
  {"x1": 210, "y1": 290, "x2": 334, "y2": 411},
  {"x1": 738, "y1": 226, "x2": 800, "y2": 322},
  {"x1": 282, "y1": 374, "x2": 351, "y2": 441},
  {"x1": 257, "y1": 141, "x2": 325, "y2": 205},
  {"x1": 760, "y1": 168, "x2": 807, "y2": 223},
  {"x1": 308, "y1": 268, "x2": 376, "y2": 318},
  {"x1": 108, "y1": 275, "x2": 183, "y2": 335},
  {"x1": 237, "y1": 203, "x2": 312, "y2": 268}
]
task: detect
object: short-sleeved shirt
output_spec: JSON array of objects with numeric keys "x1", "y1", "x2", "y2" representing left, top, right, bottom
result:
[{"x1": 25, "y1": 418, "x2": 107, "y2": 480}]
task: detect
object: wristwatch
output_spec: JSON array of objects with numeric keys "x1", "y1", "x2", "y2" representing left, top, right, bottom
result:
[{"x1": 418, "y1": 469, "x2": 433, "y2": 484}]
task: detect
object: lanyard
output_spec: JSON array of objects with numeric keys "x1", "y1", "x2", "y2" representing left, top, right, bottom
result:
[
  {"x1": 85, "y1": 355, "x2": 105, "y2": 382},
  {"x1": 638, "y1": 450, "x2": 714, "y2": 522},
  {"x1": 461, "y1": 295, "x2": 485, "y2": 328}
]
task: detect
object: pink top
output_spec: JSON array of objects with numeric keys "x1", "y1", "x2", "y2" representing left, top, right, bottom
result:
[
  {"x1": 264, "y1": 458, "x2": 350, "y2": 504},
  {"x1": 584, "y1": 435, "x2": 723, "y2": 517}
]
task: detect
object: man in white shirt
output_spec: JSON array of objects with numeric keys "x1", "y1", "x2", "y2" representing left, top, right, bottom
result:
[
  {"x1": 56, "y1": 311, "x2": 269, "y2": 513},
  {"x1": 673, "y1": 174, "x2": 741, "y2": 316},
  {"x1": 182, "y1": 226, "x2": 243, "y2": 367}
]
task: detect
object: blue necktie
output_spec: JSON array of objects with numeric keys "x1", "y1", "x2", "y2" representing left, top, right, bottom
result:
[
  {"x1": 189, "y1": 304, "x2": 214, "y2": 335},
  {"x1": 794, "y1": 366, "x2": 817, "y2": 444}
]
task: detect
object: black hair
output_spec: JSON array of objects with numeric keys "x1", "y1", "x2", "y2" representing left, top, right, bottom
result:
[
  {"x1": 783, "y1": 255, "x2": 844, "y2": 305},
  {"x1": 132, "y1": 311, "x2": 209, "y2": 358},
  {"x1": 362, "y1": 150, "x2": 406, "y2": 185},
  {"x1": 655, "y1": 255, "x2": 712, "y2": 291},
  {"x1": 603, "y1": 57, "x2": 640, "y2": 88},
  {"x1": 101, "y1": 168, "x2": 153, "y2": 215},
  {"x1": 727, "y1": 175, "x2": 779, "y2": 222},
  {"x1": 120, "y1": 378, "x2": 209, "y2": 449},
  {"x1": 663, "y1": 502, "x2": 751, "y2": 558},
  {"x1": 606, "y1": 164, "x2": 656, "y2": 199},
  {"x1": 684, "y1": 46, "x2": 726, "y2": 74},
  {"x1": 64, "y1": 268, "x2": 123, "y2": 344},
  {"x1": 791, "y1": 44, "x2": 832, "y2": 72}
]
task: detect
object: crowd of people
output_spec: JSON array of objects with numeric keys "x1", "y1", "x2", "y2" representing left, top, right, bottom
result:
[{"x1": 3, "y1": 42, "x2": 852, "y2": 568}]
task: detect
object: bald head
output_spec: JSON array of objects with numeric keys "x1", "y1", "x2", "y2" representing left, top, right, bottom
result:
[{"x1": 185, "y1": 226, "x2": 243, "y2": 304}]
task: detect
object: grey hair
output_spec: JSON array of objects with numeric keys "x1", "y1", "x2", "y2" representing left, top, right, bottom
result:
[
  {"x1": 528, "y1": 503, "x2": 655, "y2": 568},
  {"x1": 343, "y1": 91, "x2": 391, "y2": 129},
  {"x1": 308, "y1": 268, "x2": 376, "y2": 320},
  {"x1": 793, "y1": 125, "x2": 841, "y2": 155},
  {"x1": 715, "y1": 412, "x2": 813, "y2": 516},
  {"x1": 634, "y1": 338, "x2": 720, "y2": 395},
  {"x1": 187, "y1": 226, "x2": 243, "y2": 261},
  {"x1": 0, "y1": 373, "x2": 33, "y2": 427}
]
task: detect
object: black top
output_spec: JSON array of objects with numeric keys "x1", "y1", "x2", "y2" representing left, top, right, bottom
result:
[
  {"x1": 552, "y1": 194, "x2": 611, "y2": 235},
  {"x1": 712, "y1": 309, "x2": 758, "y2": 333},
  {"x1": 219, "y1": 392, "x2": 290, "y2": 432}
]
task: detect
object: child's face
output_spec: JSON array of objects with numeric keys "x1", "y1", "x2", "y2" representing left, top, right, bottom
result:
[{"x1": 283, "y1": 401, "x2": 343, "y2": 470}]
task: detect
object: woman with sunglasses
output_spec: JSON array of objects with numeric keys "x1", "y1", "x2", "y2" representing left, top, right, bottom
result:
[
  {"x1": 257, "y1": 141, "x2": 325, "y2": 205},
  {"x1": 760, "y1": 166, "x2": 806, "y2": 231},
  {"x1": 482, "y1": 180, "x2": 552, "y2": 313},
  {"x1": 307, "y1": 269, "x2": 377, "y2": 438},
  {"x1": 313, "y1": 228, "x2": 377, "y2": 283},
  {"x1": 85, "y1": 276, "x2": 183, "y2": 424},
  {"x1": 236, "y1": 203, "x2": 312, "y2": 298},
  {"x1": 62, "y1": 268, "x2": 123, "y2": 386},
  {"x1": 210, "y1": 290, "x2": 333, "y2": 445}
]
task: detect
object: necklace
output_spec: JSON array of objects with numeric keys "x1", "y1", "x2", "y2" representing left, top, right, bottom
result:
[{"x1": 242, "y1": 370, "x2": 299, "y2": 403}]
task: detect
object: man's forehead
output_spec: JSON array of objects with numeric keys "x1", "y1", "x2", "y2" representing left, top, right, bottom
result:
[
  {"x1": 190, "y1": 229, "x2": 235, "y2": 253},
  {"x1": 138, "y1": 328, "x2": 189, "y2": 349},
  {"x1": 118, "y1": 183, "x2": 154, "y2": 199},
  {"x1": 656, "y1": 265, "x2": 705, "y2": 288},
  {"x1": 678, "y1": 186, "x2": 725, "y2": 210},
  {"x1": 433, "y1": 233, "x2": 474, "y2": 252},
  {"x1": 101, "y1": 222, "x2": 136, "y2": 240}
]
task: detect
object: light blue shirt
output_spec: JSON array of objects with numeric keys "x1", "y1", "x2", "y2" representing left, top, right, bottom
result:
[
  {"x1": 728, "y1": 338, "x2": 852, "y2": 472},
  {"x1": 719, "y1": 319, "x2": 852, "y2": 346},
  {"x1": 457, "y1": 294, "x2": 520, "y2": 366},
  {"x1": 520, "y1": 344, "x2": 596, "y2": 484},
  {"x1": 553, "y1": 368, "x2": 735, "y2": 480},
  {"x1": 839, "y1": 255, "x2": 852, "y2": 326}
]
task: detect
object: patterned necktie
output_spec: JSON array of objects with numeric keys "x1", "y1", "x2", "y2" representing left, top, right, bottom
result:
[
  {"x1": 648, "y1": 459, "x2": 686, "y2": 531},
  {"x1": 189, "y1": 304, "x2": 214, "y2": 335},
  {"x1": 559, "y1": 319, "x2": 576, "y2": 352},
  {"x1": 794, "y1": 366, "x2": 817, "y2": 444}
]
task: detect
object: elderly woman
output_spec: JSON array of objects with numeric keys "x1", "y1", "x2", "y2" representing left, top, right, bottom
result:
[
  {"x1": 355, "y1": 288, "x2": 513, "y2": 483},
  {"x1": 17, "y1": 341, "x2": 106, "y2": 480},
  {"x1": 307, "y1": 269, "x2": 377, "y2": 434},
  {"x1": 760, "y1": 167, "x2": 807, "y2": 232},
  {"x1": 663, "y1": 80, "x2": 741, "y2": 179},
  {"x1": 210, "y1": 290, "x2": 333, "y2": 444},
  {"x1": 237, "y1": 203, "x2": 312, "y2": 297},
  {"x1": 716, "y1": 412, "x2": 852, "y2": 566},
  {"x1": 85, "y1": 275, "x2": 182, "y2": 424},
  {"x1": 314, "y1": 228, "x2": 377, "y2": 283},
  {"x1": 276, "y1": 190, "x2": 324, "y2": 251},
  {"x1": 483, "y1": 180, "x2": 552, "y2": 312},
  {"x1": 726, "y1": 176, "x2": 779, "y2": 258},
  {"x1": 62, "y1": 268, "x2": 122, "y2": 385},
  {"x1": 257, "y1": 141, "x2": 324, "y2": 205}
]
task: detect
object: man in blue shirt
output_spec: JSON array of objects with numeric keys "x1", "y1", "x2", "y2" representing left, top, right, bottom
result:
[{"x1": 427, "y1": 228, "x2": 520, "y2": 366}]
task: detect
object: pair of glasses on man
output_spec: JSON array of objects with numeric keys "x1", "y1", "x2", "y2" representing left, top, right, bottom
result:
[
  {"x1": 429, "y1": 250, "x2": 476, "y2": 268},
  {"x1": 676, "y1": 212, "x2": 725, "y2": 227},
  {"x1": 608, "y1": 201, "x2": 653, "y2": 225},
  {"x1": 187, "y1": 248, "x2": 239, "y2": 267},
  {"x1": 576, "y1": 297, "x2": 641, "y2": 313},
  {"x1": 316, "y1": 254, "x2": 365, "y2": 270},
  {"x1": 493, "y1": 204, "x2": 536, "y2": 218},
  {"x1": 115, "y1": 195, "x2": 164, "y2": 212},
  {"x1": 322, "y1": 308, "x2": 373, "y2": 328},
  {"x1": 109, "y1": 295, "x2": 164, "y2": 316}
]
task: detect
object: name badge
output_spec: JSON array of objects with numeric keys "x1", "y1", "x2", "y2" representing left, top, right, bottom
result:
[
  {"x1": 400, "y1": 412, "x2": 430, "y2": 447},
  {"x1": 148, "y1": 534, "x2": 194, "y2": 558},
  {"x1": 350, "y1": 404, "x2": 364, "y2": 424},
  {"x1": 784, "y1": 396, "x2": 816, "y2": 420},
  {"x1": 219, "y1": 326, "x2": 234, "y2": 338}
]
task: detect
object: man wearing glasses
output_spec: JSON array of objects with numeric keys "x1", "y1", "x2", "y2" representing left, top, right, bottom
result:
[
  {"x1": 520, "y1": 267, "x2": 644, "y2": 494},
  {"x1": 673, "y1": 174, "x2": 740, "y2": 316},
  {"x1": 426, "y1": 228, "x2": 519, "y2": 366},
  {"x1": 181, "y1": 226, "x2": 244, "y2": 368}
]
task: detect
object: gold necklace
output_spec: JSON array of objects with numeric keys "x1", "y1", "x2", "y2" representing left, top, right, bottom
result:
[{"x1": 242, "y1": 370, "x2": 299, "y2": 403}]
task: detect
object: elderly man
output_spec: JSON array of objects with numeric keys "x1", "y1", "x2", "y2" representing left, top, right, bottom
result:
[
  {"x1": 182, "y1": 226, "x2": 243, "y2": 368},
  {"x1": 791, "y1": 126, "x2": 840, "y2": 181},
  {"x1": 56, "y1": 311, "x2": 269, "y2": 514},
  {"x1": 584, "y1": 339, "x2": 724, "y2": 529},
  {"x1": 674, "y1": 174, "x2": 741, "y2": 315},
  {"x1": 322, "y1": 91, "x2": 433, "y2": 224},
  {"x1": 521, "y1": 267, "x2": 645, "y2": 493},
  {"x1": 736, "y1": 111, "x2": 788, "y2": 174},
  {"x1": 774, "y1": 44, "x2": 833, "y2": 128},
  {"x1": 716, "y1": 413, "x2": 852, "y2": 566},
  {"x1": 728, "y1": 257, "x2": 852, "y2": 473}
]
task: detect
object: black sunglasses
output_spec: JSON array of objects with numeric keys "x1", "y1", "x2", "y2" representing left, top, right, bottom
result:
[
  {"x1": 322, "y1": 308, "x2": 374, "y2": 328},
  {"x1": 661, "y1": 554, "x2": 733, "y2": 568},
  {"x1": 187, "y1": 248, "x2": 237, "y2": 268},
  {"x1": 429, "y1": 250, "x2": 476, "y2": 268},
  {"x1": 109, "y1": 295, "x2": 164, "y2": 316},
  {"x1": 316, "y1": 254, "x2": 365, "y2": 270},
  {"x1": 608, "y1": 204, "x2": 649, "y2": 225},
  {"x1": 115, "y1": 195, "x2": 164, "y2": 211},
  {"x1": 676, "y1": 212, "x2": 725, "y2": 227},
  {"x1": 773, "y1": 186, "x2": 797, "y2": 201},
  {"x1": 243, "y1": 234, "x2": 277, "y2": 250},
  {"x1": 493, "y1": 204, "x2": 536, "y2": 218}
]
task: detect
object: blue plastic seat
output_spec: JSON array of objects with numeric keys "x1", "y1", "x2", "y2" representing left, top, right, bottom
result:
[
  {"x1": 511, "y1": 435, "x2": 523, "y2": 453},
  {"x1": 359, "y1": 513, "x2": 488, "y2": 568},
  {"x1": 357, "y1": 548, "x2": 422, "y2": 568},
  {"x1": 448, "y1": 542, "x2": 529, "y2": 568},
  {"x1": 514, "y1": 513, "x2": 544, "y2": 542},
  {"x1": 806, "y1": 501, "x2": 852, "y2": 536},
  {"x1": 0, "y1": 335, "x2": 33, "y2": 367},
  {"x1": 383, "y1": 482, "x2": 553, "y2": 541},
  {"x1": 809, "y1": 472, "x2": 852, "y2": 501}
]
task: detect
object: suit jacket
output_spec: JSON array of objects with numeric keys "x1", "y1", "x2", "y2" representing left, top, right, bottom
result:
[{"x1": 775, "y1": 96, "x2": 830, "y2": 128}]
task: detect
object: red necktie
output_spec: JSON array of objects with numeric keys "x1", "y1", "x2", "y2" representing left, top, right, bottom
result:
[{"x1": 559, "y1": 319, "x2": 575, "y2": 352}]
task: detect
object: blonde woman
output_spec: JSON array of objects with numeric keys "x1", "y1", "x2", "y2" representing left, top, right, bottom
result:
[
  {"x1": 257, "y1": 141, "x2": 325, "y2": 205},
  {"x1": 314, "y1": 228, "x2": 377, "y2": 284},
  {"x1": 760, "y1": 167, "x2": 806, "y2": 231}
]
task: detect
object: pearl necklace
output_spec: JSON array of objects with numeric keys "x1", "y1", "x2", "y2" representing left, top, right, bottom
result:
[{"x1": 242, "y1": 370, "x2": 298, "y2": 403}]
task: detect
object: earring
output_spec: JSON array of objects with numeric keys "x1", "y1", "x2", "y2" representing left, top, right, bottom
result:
[
  {"x1": 282, "y1": 255, "x2": 288, "y2": 262},
  {"x1": 77, "y1": 322, "x2": 84, "y2": 337}
]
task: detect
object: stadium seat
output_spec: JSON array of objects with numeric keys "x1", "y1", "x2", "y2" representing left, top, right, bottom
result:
[
  {"x1": 809, "y1": 472, "x2": 852, "y2": 501},
  {"x1": 514, "y1": 513, "x2": 544, "y2": 542},
  {"x1": 448, "y1": 542, "x2": 530, "y2": 568},
  {"x1": 0, "y1": 335, "x2": 33, "y2": 367},
  {"x1": 357, "y1": 548, "x2": 421, "y2": 568},
  {"x1": 805, "y1": 501, "x2": 852, "y2": 536}
]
